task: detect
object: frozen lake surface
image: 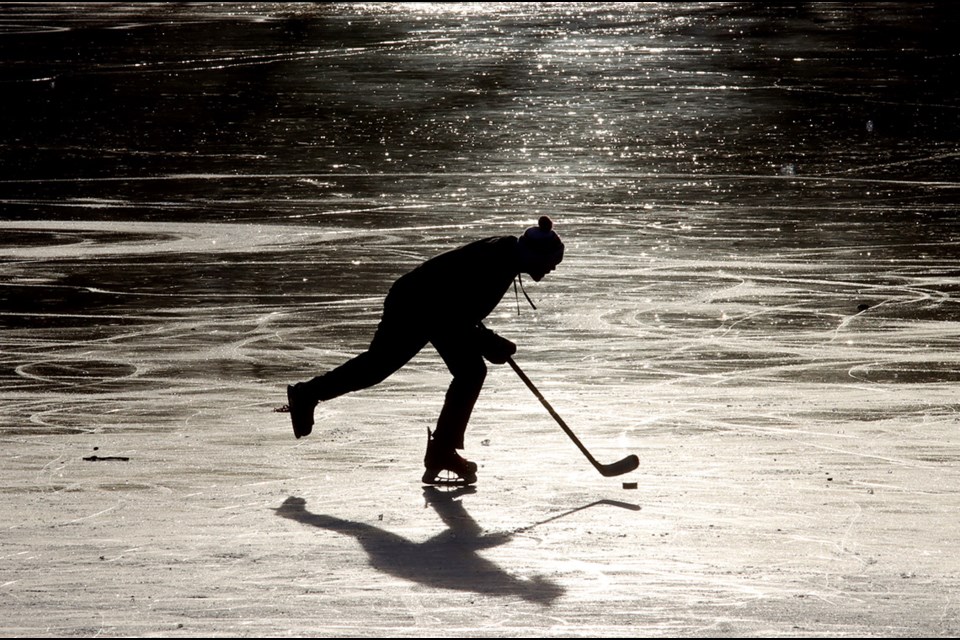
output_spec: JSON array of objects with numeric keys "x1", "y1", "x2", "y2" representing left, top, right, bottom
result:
[{"x1": 2, "y1": 3, "x2": 960, "y2": 636}]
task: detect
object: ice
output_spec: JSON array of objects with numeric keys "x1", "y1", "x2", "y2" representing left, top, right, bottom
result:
[{"x1": 2, "y1": 3, "x2": 960, "y2": 637}]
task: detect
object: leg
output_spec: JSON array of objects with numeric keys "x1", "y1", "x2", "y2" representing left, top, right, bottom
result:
[
  {"x1": 430, "y1": 330, "x2": 487, "y2": 450},
  {"x1": 421, "y1": 331, "x2": 485, "y2": 484},
  {"x1": 301, "y1": 333, "x2": 423, "y2": 401},
  {"x1": 288, "y1": 309, "x2": 426, "y2": 438}
]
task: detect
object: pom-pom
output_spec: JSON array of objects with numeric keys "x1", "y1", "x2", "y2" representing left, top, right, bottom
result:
[{"x1": 537, "y1": 215, "x2": 553, "y2": 232}]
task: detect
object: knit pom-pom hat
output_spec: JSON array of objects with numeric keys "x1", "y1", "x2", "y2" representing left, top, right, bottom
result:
[{"x1": 519, "y1": 216, "x2": 564, "y2": 266}]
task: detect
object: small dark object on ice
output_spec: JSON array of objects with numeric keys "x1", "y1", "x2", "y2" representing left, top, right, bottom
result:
[
  {"x1": 857, "y1": 303, "x2": 871, "y2": 312},
  {"x1": 274, "y1": 404, "x2": 290, "y2": 413},
  {"x1": 622, "y1": 482, "x2": 638, "y2": 490},
  {"x1": 83, "y1": 455, "x2": 130, "y2": 462}
]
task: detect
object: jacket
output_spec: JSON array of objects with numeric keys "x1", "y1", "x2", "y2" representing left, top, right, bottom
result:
[{"x1": 387, "y1": 236, "x2": 520, "y2": 330}]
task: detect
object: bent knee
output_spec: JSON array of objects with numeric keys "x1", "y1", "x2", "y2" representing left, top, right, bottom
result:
[{"x1": 451, "y1": 358, "x2": 487, "y2": 383}]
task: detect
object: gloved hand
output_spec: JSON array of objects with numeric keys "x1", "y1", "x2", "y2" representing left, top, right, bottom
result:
[{"x1": 479, "y1": 328, "x2": 517, "y2": 365}]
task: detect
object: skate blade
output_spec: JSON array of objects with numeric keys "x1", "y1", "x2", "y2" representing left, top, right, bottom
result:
[{"x1": 421, "y1": 469, "x2": 477, "y2": 486}]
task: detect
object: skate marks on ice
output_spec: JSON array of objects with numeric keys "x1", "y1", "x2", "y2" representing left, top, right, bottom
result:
[
  {"x1": 0, "y1": 219, "x2": 360, "y2": 436},
  {"x1": 274, "y1": 488, "x2": 564, "y2": 605},
  {"x1": 0, "y1": 219, "x2": 348, "y2": 261}
]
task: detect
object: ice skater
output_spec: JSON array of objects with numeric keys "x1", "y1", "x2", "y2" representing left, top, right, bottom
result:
[{"x1": 284, "y1": 216, "x2": 565, "y2": 485}]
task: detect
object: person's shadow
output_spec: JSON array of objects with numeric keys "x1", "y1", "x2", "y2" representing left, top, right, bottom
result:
[{"x1": 274, "y1": 487, "x2": 564, "y2": 605}]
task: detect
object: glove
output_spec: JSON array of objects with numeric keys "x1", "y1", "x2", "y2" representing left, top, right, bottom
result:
[{"x1": 479, "y1": 328, "x2": 516, "y2": 365}]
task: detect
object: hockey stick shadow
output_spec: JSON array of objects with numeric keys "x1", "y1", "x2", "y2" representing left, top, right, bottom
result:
[
  {"x1": 510, "y1": 499, "x2": 642, "y2": 535},
  {"x1": 274, "y1": 493, "x2": 564, "y2": 605}
]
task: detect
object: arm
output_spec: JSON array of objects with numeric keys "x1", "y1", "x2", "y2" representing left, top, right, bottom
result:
[{"x1": 477, "y1": 323, "x2": 516, "y2": 364}]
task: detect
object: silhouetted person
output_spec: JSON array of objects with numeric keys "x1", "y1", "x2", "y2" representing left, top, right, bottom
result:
[{"x1": 285, "y1": 217, "x2": 564, "y2": 485}]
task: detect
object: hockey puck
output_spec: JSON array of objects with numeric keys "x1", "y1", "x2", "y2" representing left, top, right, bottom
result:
[{"x1": 622, "y1": 482, "x2": 637, "y2": 490}]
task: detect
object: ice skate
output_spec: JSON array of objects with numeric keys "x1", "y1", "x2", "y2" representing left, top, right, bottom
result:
[
  {"x1": 286, "y1": 382, "x2": 317, "y2": 439},
  {"x1": 422, "y1": 429, "x2": 478, "y2": 486}
]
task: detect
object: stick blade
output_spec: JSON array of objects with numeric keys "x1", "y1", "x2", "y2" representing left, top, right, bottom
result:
[{"x1": 599, "y1": 454, "x2": 640, "y2": 477}]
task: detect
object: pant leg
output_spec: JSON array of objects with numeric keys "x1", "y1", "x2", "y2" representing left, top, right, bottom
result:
[
  {"x1": 430, "y1": 328, "x2": 487, "y2": 450},
  {"x1": 302, "y1": 300, "x2": 427, "y2": 402}
]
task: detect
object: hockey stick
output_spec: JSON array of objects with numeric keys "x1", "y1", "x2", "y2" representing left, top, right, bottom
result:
[{"x1": 507, "y1": 357, "x2": 639, "y2": 478}]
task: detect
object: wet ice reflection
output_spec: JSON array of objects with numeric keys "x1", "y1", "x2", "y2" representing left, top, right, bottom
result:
[{"x1": 2, "y1": 3, "x2": 960, "y2": 635}]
